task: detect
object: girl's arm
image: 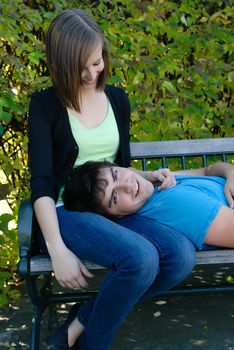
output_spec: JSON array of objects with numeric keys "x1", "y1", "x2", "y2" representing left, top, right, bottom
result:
[
  {"x1": 29, "y1": 93, "x2": 93, "y2": 288},
  {"x1": 34, "y1": 197, "x2": 93, "y2": 289},
  {"x1": 174, "y1": 162, "x2": 234, "y2": 208}
]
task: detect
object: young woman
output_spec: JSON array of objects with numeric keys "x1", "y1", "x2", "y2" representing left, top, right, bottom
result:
[
  {"x1": 28, "y1": 9, "x2": 196, "y2": 350},
  {"x1": 62, "y1": 160, "x2": 234, "y2": 250}
]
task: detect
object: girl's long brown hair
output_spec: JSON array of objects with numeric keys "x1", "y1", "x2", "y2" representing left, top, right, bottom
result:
[{"x1": 46, "y1": 9, "x2": 109, "y2": 112}]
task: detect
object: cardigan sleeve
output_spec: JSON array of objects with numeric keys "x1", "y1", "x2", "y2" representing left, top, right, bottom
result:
[
  {"x1": 28, "y1": 91, "x2": 56, "y2": 204},
  {"x1": 105, "y1": 85, "x2": 131, "y2": 167},
  {"x1": 118, "y1": 87, "x2": 131, "y2": 167}
]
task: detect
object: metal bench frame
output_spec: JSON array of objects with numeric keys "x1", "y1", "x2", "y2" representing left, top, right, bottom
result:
[{"x1": 17, "y1": 137, "x2": 234, "y2": 350}]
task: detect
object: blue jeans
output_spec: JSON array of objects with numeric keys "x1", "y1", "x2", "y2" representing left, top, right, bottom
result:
[{"x1": 56, "y1": 206, "x2": 196, "y2": 350}]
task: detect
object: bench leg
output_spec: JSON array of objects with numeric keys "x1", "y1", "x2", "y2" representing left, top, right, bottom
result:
[
  {"x1": 26, "y1": 274, "x2": 52, "y2": 349},
  {"x1": 48, "y1": 303, "x2": 59, "y2": 333},
  {"x1": 30, "y1": 305, "x2": 42, "y2": 350}
]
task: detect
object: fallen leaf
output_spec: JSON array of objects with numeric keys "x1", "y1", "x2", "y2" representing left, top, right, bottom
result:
[
  {"x1": 155, "y1": 300, "x2": 167, "y2": 306},
  {"x1": 153, "y1": 311, "x2": 162, "y2": 318}
]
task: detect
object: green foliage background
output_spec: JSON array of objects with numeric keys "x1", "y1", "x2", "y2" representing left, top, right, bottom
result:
[{"x1": 0, "y1": 0, "x2": 233, "y2": 305}]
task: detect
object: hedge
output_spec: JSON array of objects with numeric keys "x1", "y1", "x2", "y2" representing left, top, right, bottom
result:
[{"x1": 0, "y1": 0, "x2": 233, "y2": 305}]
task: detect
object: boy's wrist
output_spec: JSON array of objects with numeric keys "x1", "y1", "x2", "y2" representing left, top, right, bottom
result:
[{"x1": 226, "y1": 169, "x2": 234, "y2": 180}]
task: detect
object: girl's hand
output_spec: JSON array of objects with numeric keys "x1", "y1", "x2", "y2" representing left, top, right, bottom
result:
[
  {"x1": 146, "y1": 168, "x2": 176, "y2": 191},
  {"x1": 224, "y1": 176, "x2": 234, "y2": 209},
  {"x1": 50, "y1": 244, "x2": 94, "y2": 289}
]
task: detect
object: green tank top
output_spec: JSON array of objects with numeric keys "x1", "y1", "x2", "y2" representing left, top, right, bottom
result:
[{"x1": 57, "y1": 102, "x2": 119, "y2": 204}]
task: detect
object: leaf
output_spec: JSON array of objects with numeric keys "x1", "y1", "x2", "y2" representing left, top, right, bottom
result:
[
  {"x1": 0, "y1": 124, "x2": 4, "y2": 136},
  {"x1": 162, "y1": 81, "x2": 177, "y2": 95},
  {"x1": 28, "y1": 51, "x2": 45, "y2": 65},
  {"x1": 180, "y1": 14, "x2": 188, "y2": 27},
  {"x1": 0, "y1": 293, "x2": 8, "y2": 307},
  {"x1": 228, "y1": 71, "x2": 234, "y2": 82},
  {"x1": 0, "y1": 111, "x2": 11, "y2": 123},
  {"x1": 204, "y1": 89, "x2": 218, "y2": 100},
  {"x1": 226, "y1": 275, "x2": 234, "y2": 283},
  {"x1": 153, "y1": 311, "x2": 162, "y2": 318},
  {"x1": 155, "y1": 300, "x2": 167, "y2": 305},
  {"x1": 108, "y1": 75, "x2": 123, "y2": 84}
]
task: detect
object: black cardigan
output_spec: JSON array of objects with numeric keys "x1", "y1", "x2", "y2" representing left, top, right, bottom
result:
[{"x1": 28, "y1": 85, "x2": 131, "y2": 204}]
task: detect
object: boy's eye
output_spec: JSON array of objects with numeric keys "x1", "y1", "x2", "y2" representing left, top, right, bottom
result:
[
  {"x1": 113, "y1": 192, "x2": 118, "y2": 204},
  {"x1": 113, "y1": 169, "x2": 118, "y2": 181}
]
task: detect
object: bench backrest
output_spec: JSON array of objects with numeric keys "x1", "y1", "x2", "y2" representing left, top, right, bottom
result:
[{"x1": 130, "y1": 137, "x2": 234, "y2": 170}]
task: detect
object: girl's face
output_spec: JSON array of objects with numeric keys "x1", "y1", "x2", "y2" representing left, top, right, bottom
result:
[
  {"x1": 81, "y1": 44, "x2": 104, "y2": 89},
  {"x1": 98, "y1": 166, "x2": 154, "y2": 217}
]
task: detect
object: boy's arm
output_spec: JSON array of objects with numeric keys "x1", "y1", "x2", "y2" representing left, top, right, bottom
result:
[
  {"x1": 174, "y1": 162, "x2": 234, "y2": 208},
  {"x1": 174, "y1": 162, "x2": 234, "y2": 177}
]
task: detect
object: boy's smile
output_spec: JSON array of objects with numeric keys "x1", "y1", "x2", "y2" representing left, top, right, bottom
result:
[{"x1": 99, "y1": 166, "x2": 154, "y2": 217}]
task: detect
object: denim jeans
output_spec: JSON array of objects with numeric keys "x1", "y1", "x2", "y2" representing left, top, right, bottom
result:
[{"x1": 56, "y1": 206, "x2": 196, "y2": 350}]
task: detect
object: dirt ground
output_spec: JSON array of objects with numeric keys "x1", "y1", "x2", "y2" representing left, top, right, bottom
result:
[{"x1": 1, "y1": 267, "x2": 234, "y2": 350}]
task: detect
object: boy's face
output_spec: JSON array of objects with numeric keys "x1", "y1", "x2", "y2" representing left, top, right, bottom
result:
[{"x1": 99, "y1": 166, "x2": 154, "y2": 217}]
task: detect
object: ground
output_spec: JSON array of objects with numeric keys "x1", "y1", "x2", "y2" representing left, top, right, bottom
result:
[{"x1": 1, "y1": 267, "x2": 234, "y2": 350}]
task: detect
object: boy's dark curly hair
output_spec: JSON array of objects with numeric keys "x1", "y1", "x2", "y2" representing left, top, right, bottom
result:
[{"x1": 62, "y1": 160, "x2": 114, "y2": 215}]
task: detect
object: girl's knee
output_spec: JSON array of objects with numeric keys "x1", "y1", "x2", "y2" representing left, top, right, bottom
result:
[
  {"x1": 119, "y1": 243, "x2": 159, "y2": 287},
  {"x1": 173, "y1": 235, "x2": 196, "y2": 278},
  {"x1": 160, "y1": 231, "x2": 196, "y2": 282}
]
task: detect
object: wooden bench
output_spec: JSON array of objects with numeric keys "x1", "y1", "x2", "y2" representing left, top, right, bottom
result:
[{"x1": 17, "y1": 137, "x2": 234, "y2": 350}]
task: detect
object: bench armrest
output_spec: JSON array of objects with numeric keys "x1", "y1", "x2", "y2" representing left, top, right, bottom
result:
[{"x1": 17, "y1": 199, "x2": 33, "y2": 278}]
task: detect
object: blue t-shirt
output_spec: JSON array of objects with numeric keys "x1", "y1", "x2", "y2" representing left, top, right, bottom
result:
[{"x1": 137, "y1": 175, "x2": 228, "y2": 249}]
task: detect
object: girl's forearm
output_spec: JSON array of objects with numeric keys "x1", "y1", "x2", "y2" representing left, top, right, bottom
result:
[{"x1": 34, "y1": 196, "x2": 66, "y2": 256}]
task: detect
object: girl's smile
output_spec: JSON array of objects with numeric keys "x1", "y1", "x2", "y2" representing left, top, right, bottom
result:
[{"x1": 81, "y1": 45, "x2": 104, "y2": 89}]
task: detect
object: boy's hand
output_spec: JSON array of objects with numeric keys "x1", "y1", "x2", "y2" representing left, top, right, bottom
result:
[
  {"x1": 224, "y1": 176, "x2": 234, "y2": 209},
  {"x1": 148, "y1": 168, "x2": 176, "y2": 191}
]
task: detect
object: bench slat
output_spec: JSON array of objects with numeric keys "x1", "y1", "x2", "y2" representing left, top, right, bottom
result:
[
  {"x1": 130, "y1": 138, "x2": 234, "y2": 158},
  {"x1": 196, "y1": 249, "x2": 234, "y2": 265},
  {"x1": 30, "y1": 250, "x2": 234, "y2": 275}
]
